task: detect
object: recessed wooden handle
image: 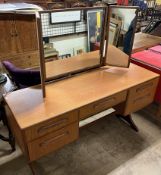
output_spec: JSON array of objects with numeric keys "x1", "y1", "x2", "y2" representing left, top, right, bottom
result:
[
  {"x1": 136, "y1": 82, "x2": 153, "y2": 92},
  {"x1": 94, "y1": 97, "x2": 116, "y2": 110},
  {"x1": 39, "y1": 131, "x2": 69, "y2": 147},
  {"x1": 37, "y1": 118, "x2": 68, "y2": 134},
  {"x1": 133, "y1": 93, "x2": 151, "y2": 103}
]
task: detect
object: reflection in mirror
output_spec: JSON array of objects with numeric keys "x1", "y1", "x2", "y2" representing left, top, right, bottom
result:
[
  {"x1": 39, "y1": 8, "x2": 106, "y2": 80},
  {"x1": 106, "y1": 6, "x2": 138, "y2": 67}
]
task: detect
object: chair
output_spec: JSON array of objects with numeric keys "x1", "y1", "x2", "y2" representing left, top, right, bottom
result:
[{"x1": 2, "y1": 61, "x2": 41, "y2": 89}]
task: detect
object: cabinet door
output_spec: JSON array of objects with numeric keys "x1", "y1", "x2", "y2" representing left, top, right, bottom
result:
[
  {"x1": 15, "y1": 14, "x2": 38, "y2": 53},
  {"x1": 0, "y1": 14, "x2": 19, "y2": 58}
]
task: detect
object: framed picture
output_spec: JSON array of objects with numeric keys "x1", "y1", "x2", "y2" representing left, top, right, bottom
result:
[
  {"x1": 87, "y1": 9, "x2": 104, "y2": 52},
  {"x1": 74, "y1": 46, "x2": 86, "y2": 56}
]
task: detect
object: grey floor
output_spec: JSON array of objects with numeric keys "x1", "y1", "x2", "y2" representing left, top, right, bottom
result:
[{"x1": 0, "y1": 104, "x2": 161, "y2": 175}]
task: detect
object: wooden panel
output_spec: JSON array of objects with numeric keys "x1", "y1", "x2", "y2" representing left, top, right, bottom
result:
[
  {"x1": 0, "y1": 14, "x2": 19, "y2": 58},
  {"x1": 2, "y1": 51, "x2": 39, "y2": 69},
  {"x1": 79, "y1": 91, "x2": 127, "y2": 120},
  {"x1": 28, "y1": 122, "x2": 79, "y2": 161},
  {"x1": 15, "y1": 14, "x2": 38, "y2": 53},
  {"x1": 26, "y1": 51, "x2": 40, "y2": 68},
  {"x1": 132, "y1": 33, "x2": 161, "y2": 53},
  {"x1": 124, "y1": 78, "x2": 159, "y2": 115},
  {"x1": 25, "y1": 110, "x2": 78, "y2": 141}
]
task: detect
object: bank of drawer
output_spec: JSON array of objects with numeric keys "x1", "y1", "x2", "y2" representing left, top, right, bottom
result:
[
  {"x1": 25, "y1": 110, "x2": 78, "y2": 141},
  {"x1": 28, "y1": 122, "x2": 79, "y2": 161},
  {"x1": 79, "y1": 91, "x2": 127, "y2": 120},
  {"x1": 124, "y1": 78, "x2": 159, "y2": 115}
]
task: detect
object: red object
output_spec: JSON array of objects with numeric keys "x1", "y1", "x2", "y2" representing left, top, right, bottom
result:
[
  {"x1": 117, "y1": 0, "x2": 128, "y2": 5},
  {"x1": 131, "y1": 50, "x2": 161, "y2": 103},
  {"x1": 149, "y1": 45, "x2": 161, "y2": 54}
]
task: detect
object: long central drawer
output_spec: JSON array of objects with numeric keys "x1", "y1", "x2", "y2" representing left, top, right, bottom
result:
[{"x1": 79, "y1": 90, "x2": 127, "y2": 120}]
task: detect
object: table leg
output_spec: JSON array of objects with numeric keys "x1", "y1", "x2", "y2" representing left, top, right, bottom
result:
[
  {"x1": 116, "y1": 114, "x2": 139, "y2": 132},
  {"x1": 0, "y1": 105, "x2": 15, "y2": 151},
  {"x1": 156, "y1": 103, "x2": 161, "y2": 118},
  {"x1": 29, "y1": 162, "x2": 37, "y2": 175}
]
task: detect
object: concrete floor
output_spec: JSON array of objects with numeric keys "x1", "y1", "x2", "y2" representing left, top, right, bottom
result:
[{"x1": 0, "y1": 104, "x2": 161, "y2": 175}]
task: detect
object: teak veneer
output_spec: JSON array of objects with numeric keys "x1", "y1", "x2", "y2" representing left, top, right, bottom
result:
[
  {"x1": 4, "y1": 61, "x2": 159, "y2": 174},
  {"x1": 132, "y1": 33, "x2": 161, "y2": 53}
]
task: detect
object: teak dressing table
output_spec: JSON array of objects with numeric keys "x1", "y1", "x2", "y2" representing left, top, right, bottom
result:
[
  {"x1": 4, "y1": 57, "x2": 159, "y2": 174},
  {"x1": 2, "y1": 8, "x2": 160, "y2": 175}
]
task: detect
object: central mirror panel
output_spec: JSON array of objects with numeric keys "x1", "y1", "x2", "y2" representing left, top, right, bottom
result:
[{"x1": 38, "y1": 7, "x2": 107, "y2": 81}]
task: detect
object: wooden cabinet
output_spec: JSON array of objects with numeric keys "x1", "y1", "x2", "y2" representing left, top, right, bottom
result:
[{"x1": 0, "y1": 13, "x2": 39, "y2": 68}]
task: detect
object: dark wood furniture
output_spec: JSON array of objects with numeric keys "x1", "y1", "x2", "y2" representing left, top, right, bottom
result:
[
  {"x1": 0, "y1": 74, "x2": 16, "y2": 151},
  {"x1": 0, "y1": 12, "x2": 39, "y2": 69}
]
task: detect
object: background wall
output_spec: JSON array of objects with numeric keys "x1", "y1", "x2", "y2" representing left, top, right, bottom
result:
[
  {"x1": 50, "y1": 34, "x2": 87, "y2": 56},
  {"x1": 112, "y1": 8, "x2": 136, "y2": 31}
]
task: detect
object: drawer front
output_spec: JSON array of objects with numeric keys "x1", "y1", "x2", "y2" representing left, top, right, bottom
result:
[
  {"x1": 3, "y1": 51, "x2": 39, "y2": 69},
  {"x1": 28, "y1": 122, "x2": 79, "y2": 161},
  {"x1": 124, "y1": 78, "x2": 159, "y2": 116},
  {"x1": 25, "y1": 110, "x2": 78, "y2": 141},
  {"x1": 79, "y1": 91, "x2": 127, "y2": 120}
]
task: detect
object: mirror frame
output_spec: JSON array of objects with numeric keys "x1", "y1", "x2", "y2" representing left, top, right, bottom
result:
[
  {"x1": 36, "y1": 7, "x2": 109, "y2": 97},
  {"x1": 104, "y1": 5, "x2": 139, "y2": 67}
]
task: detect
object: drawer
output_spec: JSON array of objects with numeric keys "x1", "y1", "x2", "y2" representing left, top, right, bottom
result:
[
  {"x1": 128, "y1": 79, "x2": 157, "y2": 98},
  {"x1": 28, "y1": 122, "x2": 79, "y2": 161},
  {"x1": 4, "y1": 52, "x2": 39, "y2": 69},
  {"x1": 25, "y1": 110, "x2": 78, "y2": 141},
  {"x1": 79, "y1": 91, "x2": 127, "y2": 120},
  {"x1": 124, "y1": 78, "x2": 159, "y2": 115}
]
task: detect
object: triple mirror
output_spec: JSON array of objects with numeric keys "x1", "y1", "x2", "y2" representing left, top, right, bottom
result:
[{"x1": 37, "y1": 6, "x2": 138, "y2": 97}]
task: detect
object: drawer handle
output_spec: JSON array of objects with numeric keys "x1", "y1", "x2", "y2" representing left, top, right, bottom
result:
[
  {"x1": 39, "y1": 131, "x2": 69, "y2": 147},
  {"x1": 136, "y1": 82, "x2": 153, "y2": 92},
  {"x1": 133, "y1": 93, "x2": 151, "y2": 103},
  {"x1": 94, "y1": 97, "x2": 116, "y2": 110},
  {"x1": 37, "y1": 118, "x2": 68, "y2": 134}
]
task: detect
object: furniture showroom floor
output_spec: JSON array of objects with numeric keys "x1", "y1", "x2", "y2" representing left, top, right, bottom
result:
[{"x1": 0, "y1": 104, "x2": 161, "y2": 175}]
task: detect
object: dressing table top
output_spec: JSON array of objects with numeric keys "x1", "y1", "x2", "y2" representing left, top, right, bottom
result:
[{"x1": 4, "y1": 63, "x2": 159, "y2": 129}]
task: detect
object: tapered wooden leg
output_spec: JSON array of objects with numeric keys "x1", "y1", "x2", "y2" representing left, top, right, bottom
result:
[
  {"x1": 156, "y1": 103, "x2": 161, "y2": 118},
  {"x1": 0, "y1": 105, "x2": 15, "y2": 151},
  {"x1": 116, "y1": 114, "x2": 139, "y2": 132},
  {"x1": 29, "y1": 162, "x2": 37, "y2": 175}
]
